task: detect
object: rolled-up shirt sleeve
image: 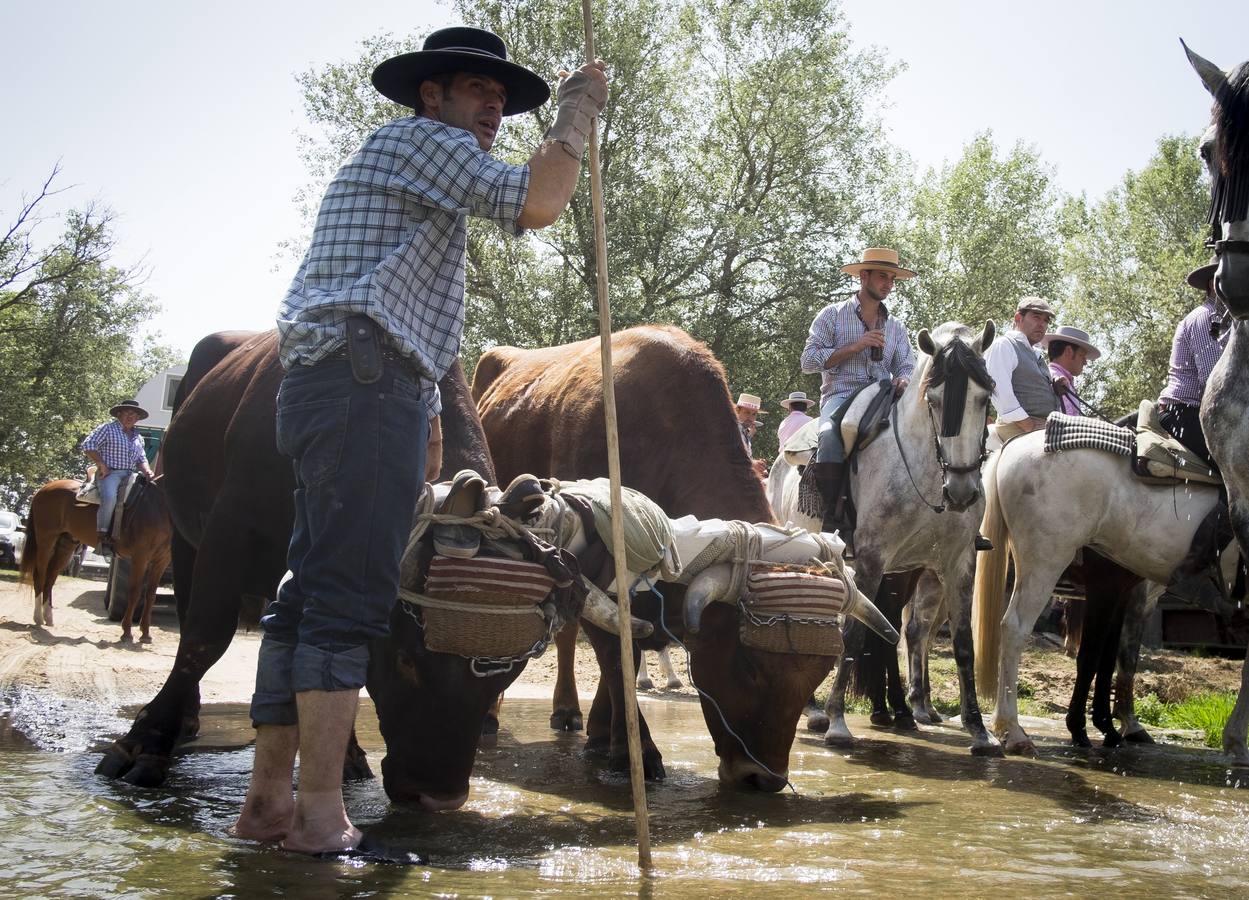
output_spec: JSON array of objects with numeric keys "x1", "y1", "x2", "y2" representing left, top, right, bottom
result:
[
  {"x1": 984, "y1": 339, "x2": 1025, "y2": 422},
  {"x1": 801, "y1": 306, "x2": 837, "y2": 374},
  {"x1": 390, "y1": 124, "x2": 530, "y2": 234}
]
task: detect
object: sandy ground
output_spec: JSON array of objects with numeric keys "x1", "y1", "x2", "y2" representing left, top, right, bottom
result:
[{"x1": 0, "y1": 569, "x2": 1242, "y2": 722}]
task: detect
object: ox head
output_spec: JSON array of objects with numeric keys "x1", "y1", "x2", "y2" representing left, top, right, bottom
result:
[
  {"x1": 678, "y1": 564, "x2": 899, "y2": 792},
  {"x1": 915, "y1": 321, "x2": 995, "y2": 512},
  {"x1": 1184, "y1": 40, "x2": 1249, "y2": 318}
]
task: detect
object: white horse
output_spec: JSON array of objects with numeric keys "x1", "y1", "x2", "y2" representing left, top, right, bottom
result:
[
  {"x1": 770, "y1": 321, "x2": 1001, "y2": 755},
  {"x1": 972, "y1": 435, "x2": 1222, "y2": 755},
  {"x1": 1188, "y1": 44, "x2": 1249, "y2": 764}
]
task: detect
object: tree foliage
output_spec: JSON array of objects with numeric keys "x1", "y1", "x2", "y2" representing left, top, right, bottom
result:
[
  {"x1": 1060, "y1": 134, "x2": 1211, "y2": 417},
  {"x1": 0, "y1": 169, "x2": 179, "y2": 509},
  {"x1": 896, "y1": 132, "x2": 1066, "y2": 334}
]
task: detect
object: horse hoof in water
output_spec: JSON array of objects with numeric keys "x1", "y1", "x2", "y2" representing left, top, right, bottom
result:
[
  {"x1": 970, "y1": 741, "x2": 1005, "y2": 758},
  {"x1": 869, "y1": 710, "x2": 894, "y2": 727},
  {"x1": 1124, "y1": 728, "x2": 1154, "y2": 744},
  {"x1": 891, "y1": 712, "x2": 918, "y2": 732},
  {"x1": 1069, "y1": 730, "x2": 1093, "y2": 749},
  {"x1": 636, "y1": 676, "x2": 654, "y2": 692},
  {"x1": 342, "y1": 745, "x2": 373, "y2": 782},
  {"x1": 806, "y1": 710, "x2": 830, "y2": 733},
  {"x1": 823, "y1": 725, "x2": 856, "y2": 747},
  {"x1": 1101, "y1": 730, "x2": 1123, "y2": 748},
  {"x1": 610, "y1": 749, "x2": 665, "y2": 781},
  {"x1": 665, "y1": 676, "x2": 683, "y2": 690},
  {"x1": 550, "y1": 709, "x2": 583, "y2": 732},
  {"x1": 95, "y1": 742, "x2": 137, "y2": 780}
]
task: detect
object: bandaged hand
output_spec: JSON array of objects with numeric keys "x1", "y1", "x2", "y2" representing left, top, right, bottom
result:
[{"x1": 545, "y1": 59, "x2": 609, "y2": 160}]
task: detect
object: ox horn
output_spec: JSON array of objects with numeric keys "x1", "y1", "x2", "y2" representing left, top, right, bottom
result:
[
  {"x1": 683, "y1": 564, "x2": 733, "y2": 634},
  {"x1": 580, "y1": 579, "x2": 654, "y2": 638},
  {"x1": 843, "y1": 585, "x2": 901, "y2": 644},
  {"x1": 1181, "y1": 38, "x2": 1228, "y2": 99}
]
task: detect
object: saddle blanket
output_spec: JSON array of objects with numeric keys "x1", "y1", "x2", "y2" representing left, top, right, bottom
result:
[
  {"x1": 1043, "y1": 413, "x2": 1134, "y2": 457},
  {"x1": 424, "y1": 555, "x2": 554, "y2": 603}
]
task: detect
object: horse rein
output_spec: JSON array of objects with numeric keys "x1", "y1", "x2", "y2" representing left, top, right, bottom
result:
[{"x1": 890, "y1": 399, "x2": 989, "y2": 515}]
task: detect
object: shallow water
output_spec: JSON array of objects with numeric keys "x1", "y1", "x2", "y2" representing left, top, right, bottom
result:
[{"x1": 2, "y1": 690, "x2": 1248, "y2": 898}]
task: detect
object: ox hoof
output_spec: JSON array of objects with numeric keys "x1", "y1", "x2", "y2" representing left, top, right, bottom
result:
[
  {"x1": 1004, "y1": 739, "x2": 1037, "y2": 757},
  {"x1": 1124, "y1": 728, "x2": 1154, "y2": 745},
  {"x1": 95, "y1": 743, "x2": 137, "y2": 779},
  {"x1": 342, "y1": 750, "x2": 373, "y2": 782},
  {"x1": 550, "y1": 709, "x2": 583, "y2": 732},
  {"x1": 610, "y1": 750, "x2": 665, "y2": 781},
  {"x1": 970, "y1": 741, "x2": 1005, "y2": 758},
  {"x1": 806, "y1": 711, "x2": 830, "y2": 733},
  {"x1": 481, "y1": 713, "x2": 499, "y2": 737},
  {"x1": 120, "y1": 754, "x2": 171, "y2": 787}
]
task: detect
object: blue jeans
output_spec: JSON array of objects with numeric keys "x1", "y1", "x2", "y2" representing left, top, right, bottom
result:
[
  {"x1": 250, "y1": 357, "x2": 428, "y2": 727},
  {"x1": 96, "y1": 469, "x2": 133, "y2": 532},
  {"x1": 815, "y1": 392, "x2": 853, "y2": 464}
]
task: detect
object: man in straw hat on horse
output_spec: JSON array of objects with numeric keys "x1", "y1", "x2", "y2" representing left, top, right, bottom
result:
[
  {"x1": 800, "y1": 247, "x2": 916, "y2": 550},
  {"x1": 230, "y1": 25, "x2": 608, "y2": 862},
  {"x1": 80, "y1": 399, "x2": 156, "y2": 554}
]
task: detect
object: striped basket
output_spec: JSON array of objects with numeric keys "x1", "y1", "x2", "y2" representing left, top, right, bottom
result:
[
  {"x1": 738, "y1": 564, "x2": 848, "y2": 657},
  {"x1": 421, "y1": 555, "x2": 555, "y2": 658}
]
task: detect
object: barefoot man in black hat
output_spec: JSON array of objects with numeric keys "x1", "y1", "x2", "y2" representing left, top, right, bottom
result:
[{"x1": 230, "y1": 26, "x2": 608, "y2": 861}]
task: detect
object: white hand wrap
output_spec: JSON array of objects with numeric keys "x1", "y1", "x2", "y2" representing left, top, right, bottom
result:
[{"x1": 544, "y1": 69, "x2": 608, "y2": 161}]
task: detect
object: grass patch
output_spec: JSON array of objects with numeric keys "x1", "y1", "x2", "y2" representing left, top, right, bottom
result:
[{"x1": 1132, "y1": 691, "x2": 1237, "y2": 748}]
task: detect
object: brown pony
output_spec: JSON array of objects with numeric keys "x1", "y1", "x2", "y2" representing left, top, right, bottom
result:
[{"x1": 20, "y1": 477, "x2": 172, "y2": 642}]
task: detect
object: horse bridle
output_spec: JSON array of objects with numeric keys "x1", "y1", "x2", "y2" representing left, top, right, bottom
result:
[{"x1": 891, "y1": 385, "x2": 990, "y2": 515}]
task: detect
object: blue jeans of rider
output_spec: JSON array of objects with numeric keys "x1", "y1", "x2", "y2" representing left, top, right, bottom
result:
[
  {"x1": 249, "y1": 357, "x2": 428, "y2": 727},
  {"x1": 814, "y1": 392, "x2": 853, "y2": 464},
  {"x1": 96, "y1": 468, "x2": 133, "y2": 533}
]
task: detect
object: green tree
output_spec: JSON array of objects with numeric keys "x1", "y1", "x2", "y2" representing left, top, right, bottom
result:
[
  {"x1": 0, "y1": 171, "x2": 179, "y2": 509},
  {"x1": 895, "y1": 132, "x2": 1066, "y2": 335},
  {"x1": 1060, "y1": 134, "x2": 1211, "y2": 417},
  {"x1": 292, "y1": 0, "x2": 902, "y2": 463}
]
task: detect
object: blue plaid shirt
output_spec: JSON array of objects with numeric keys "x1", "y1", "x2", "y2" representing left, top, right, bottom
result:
[
  {"x1": 277, "y1": 117, "x2": 531, "y2": 415},
  {"x1": 800, "y1": 294, "x2": 916, "y2": 405},
  {"x1": 80, "y1": 420, "x2": 147, "y2": 471}
]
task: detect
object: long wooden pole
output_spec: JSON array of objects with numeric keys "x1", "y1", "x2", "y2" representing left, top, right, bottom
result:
[{"x1": 581, "y1": 0, "x2": 653, "y2": 871}]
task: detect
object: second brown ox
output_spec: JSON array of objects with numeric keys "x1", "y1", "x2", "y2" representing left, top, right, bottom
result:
[{"x1": 473, "y1": 325, "x2": 834, "y2": 791}]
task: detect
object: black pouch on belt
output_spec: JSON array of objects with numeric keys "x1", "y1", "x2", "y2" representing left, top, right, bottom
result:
[{"x1": 345, "y1": 315, "x2": 383, "y2": 384}]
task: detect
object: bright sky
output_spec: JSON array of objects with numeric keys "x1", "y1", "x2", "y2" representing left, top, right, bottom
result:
[{"x1": 2, "y1": 0, "x2": 1247, "y2": 359}]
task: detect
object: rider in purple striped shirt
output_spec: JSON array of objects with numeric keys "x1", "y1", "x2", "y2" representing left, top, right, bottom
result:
[{"x1": 1157, "y1": 257, "x2": 1230, "y2": 467}]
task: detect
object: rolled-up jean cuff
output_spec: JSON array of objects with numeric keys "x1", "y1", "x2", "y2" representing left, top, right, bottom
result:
[
  {"x1": 250, "y1": 638, "x2": 298, "y2": 727},
  {"x1": 291, "y1": 642, "x2": 371, "y2": 694}
]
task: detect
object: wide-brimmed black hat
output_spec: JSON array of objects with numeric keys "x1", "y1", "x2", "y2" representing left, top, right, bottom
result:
[
  {"x1": 371, "y1": 26, "x2": 550, "y2": 116},
  {"x1": 1186, "y1": 255, "x2": 1217, "y2": 290},
  {"x1": 109, "y1": 399, "x2": 149, "y2": 420}
]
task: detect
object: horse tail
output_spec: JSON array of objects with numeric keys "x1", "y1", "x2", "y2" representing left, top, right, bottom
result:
[{"x1": 973, "y1": 449, "x2": 1010, "y2": 700}]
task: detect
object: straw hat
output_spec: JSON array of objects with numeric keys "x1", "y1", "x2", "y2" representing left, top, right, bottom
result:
[
  {"x1": 840, "y1": 247, "x2": 917, "y2": 279},
  {"x1": 1186, "y1": 256, "x2": 1217, "y2": 290},
  {"x1": 735, "y1": 393, "x2": 766, "y2": 415},
  {"x1": 1041, "y1": 325, "x2": 1102, "y2": 361},
  {"x1": 779, "y1": 391, "x2": 812, "y2": 410}
]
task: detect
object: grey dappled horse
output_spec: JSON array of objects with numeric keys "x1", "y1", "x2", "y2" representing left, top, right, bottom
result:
[
  {"x1": 1188, "y1": 43, "x2": 1249, "y2": 764},
  {"x1": 770, "y1": 321, "x2": 1002, "y2": 755}
]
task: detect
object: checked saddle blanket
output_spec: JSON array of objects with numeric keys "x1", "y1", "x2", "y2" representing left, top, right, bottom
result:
[{"x1": 1042, "y1": 412, "x2": 1134, "y2": 457}]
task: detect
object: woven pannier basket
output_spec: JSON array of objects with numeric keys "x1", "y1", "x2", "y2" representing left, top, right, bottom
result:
[
  {"x1": 421, "y1": 555, "x2": 555, "y2": 658},
  {"x1": 739, "y1": 564, "x2": 848, "y2": 657}
]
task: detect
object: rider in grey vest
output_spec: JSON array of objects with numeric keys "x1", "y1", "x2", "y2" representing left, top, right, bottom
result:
[{"x1": 984, "y1": 297, "x2": 1059, "y2": 442}]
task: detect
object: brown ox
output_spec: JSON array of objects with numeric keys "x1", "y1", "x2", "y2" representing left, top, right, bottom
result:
[
  {"x1": 473, "y1": 325, "x2": 834, "y2": 791},
  {"x1": 95, "y1": 330, "x2": 578, "y2": 811}
]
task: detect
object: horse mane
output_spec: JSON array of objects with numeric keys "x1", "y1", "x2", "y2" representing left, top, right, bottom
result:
[
  {"x1": 919, "y1": 324, "x2": 994, "y2": 438},
  {"x1": 1209, "y1": 60, "x2": 1249, "y2": 227}
]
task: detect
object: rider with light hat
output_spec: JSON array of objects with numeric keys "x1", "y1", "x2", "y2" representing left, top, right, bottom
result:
[
  {"x1": 80, "y1": 399, "x2": 156, "y2": 553},
  {"x1": 800, "y1": 246, "x2": 917, "y2": 544}
]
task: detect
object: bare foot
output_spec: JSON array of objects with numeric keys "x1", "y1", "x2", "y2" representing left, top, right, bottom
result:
[
  {"x1": 229, "y1": 801, "x2": 294, "y2": 843},
  {"x1": 280, "y1": 823, "x2": 362, "y2": 856}
]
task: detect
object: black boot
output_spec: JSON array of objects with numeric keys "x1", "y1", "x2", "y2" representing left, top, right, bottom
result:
[{"x1": 810, "y1": 461, "x2": 854, "y2": 556}]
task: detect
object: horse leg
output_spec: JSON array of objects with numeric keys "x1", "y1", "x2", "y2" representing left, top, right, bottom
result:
[
  {"x1": 1115, "y1": 583, "x2": 1155, "y2": 743},
  {"x1": 658, "y1": 644, "x2": 682, "y2": 690},
  {"x1": 119, "y1": 553, "x2": 145, "y2": 643},
  {"x1": 550, "y1": 619, "x2": 583, "y2": 731},
  {"x1": 1065, "y1": 587, "x2": 1098, "y2": 748},
  {"x1": 944, "y1": 556, "x2": 1002, "y2": 756},
  {"x1": 825, "y1": 561, "x2": 883, "y2": 745},
  {"x1": 636, "y1": 650, "x2": 654, "y2": 692},
  {"x1": 993, "y1": 561, "x2": 1066, "y2": 756},
  {"x1": 1089, "y1": 559, "x2": 1135, "y2": 747},
  {"x1": 881, "y1": 571, "x2": 916, "y2": 729},
  {"x1": 1221, "y1": 506, "x2": 1249, "y2": 765},
  {"x1": 906, "y1": 570, "x2": 944, "y2": 724},
  {"x1": 139, "y1": 552, "x2": 167, "y2": 644}
]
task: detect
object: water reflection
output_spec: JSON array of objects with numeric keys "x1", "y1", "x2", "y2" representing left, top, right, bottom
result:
[{"x1": 1, "y1": 692, "x2": 1247, "y2": 897}]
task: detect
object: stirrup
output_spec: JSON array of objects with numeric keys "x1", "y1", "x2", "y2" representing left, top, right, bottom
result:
[{"x1": 433, "y1": 469, "x2": 486, "y2": 559}]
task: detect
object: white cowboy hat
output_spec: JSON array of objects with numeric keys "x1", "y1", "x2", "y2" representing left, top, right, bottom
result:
[
  {"x1": 1041, "y1": 325, "x2": 1102, "y2": 361},
  {"x1": 779, "y1": 391, "x2": 811, "y2": 410},
  {"x1": 840, "y1": 247, "x2": 917, "y2": 279},
  {"x1": 735, "y1": 393, "x2": 766, "y2": 415}
]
